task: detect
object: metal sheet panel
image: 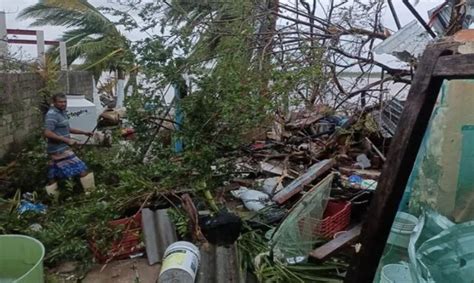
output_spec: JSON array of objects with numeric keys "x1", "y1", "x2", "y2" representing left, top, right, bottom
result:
[
  {"x1": 197, "y1": 244, "x2": 242, "y2": 283},
  {"x1": 373, "y1": 20, "x2": 432, "y2": 61},
  {"x1": 141, "y1": 208, "x2": 178, "y2": 265}
]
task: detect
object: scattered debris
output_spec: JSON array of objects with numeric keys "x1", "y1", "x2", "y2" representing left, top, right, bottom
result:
[
  {"x1": 159, "y1": 241, "x2": 200, "y2": 283},
  {"x1": 89, "y1": 212, "x2": 144, "y2": 264},
  {"x1": 17, "y1": 200, "x2": 47, "y2": 214},
  {"x1": 258, "y1": 177, "x2": 284, "y2": 196},
  {"x1": 231, "y1": 187, "x2": 270, "y2": 212},
  {"x1": 259, "y1": 161, "x2": 285, "y2": 176},
  {"x1": 198, "y1": 244, "x2": 241, "y2": 283},
  {"x1": 339, "y1": 167, "x2": 381, "y2": 180},
  {"x1": 309, "y1": 224, "x2": 362, "y2": 261},
  {"x1": 355, "y1": 154, "x2": 371, "y2": 169},
  {"x1": 272, "y1": 159, "x2": 335, "y2": 204},
  {"x1": 365, "y1": 137, "x2": 386, "y2": 162},
  {"x1": 199, "y1": 211, "x2": 242, "y2": 246}
]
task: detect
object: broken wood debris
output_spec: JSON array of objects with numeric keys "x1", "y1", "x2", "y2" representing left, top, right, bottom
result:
[
  {"x1": 309, "y1": 224, "x2": 362, "y2": 261},
  {"x1": 272, "y1": 159, "x2": 335, "y2": 204}
]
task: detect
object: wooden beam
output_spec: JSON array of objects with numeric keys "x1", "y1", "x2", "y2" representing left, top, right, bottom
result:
[
  {"x1": 338, "y1": 167, "x2": 381, "y2": 180},
  {"x1": 272, "y1": 159, "x2": 334, "y2": 204},
  {"x1": 433, "y1": 53, "x2": 474, "y2": 78},
  {"x1": 345, "y1": 44, "x2": 450, "y2": 283},
  {"x1": 309, "y1": 224, "x2": 362, "y2": 261}
]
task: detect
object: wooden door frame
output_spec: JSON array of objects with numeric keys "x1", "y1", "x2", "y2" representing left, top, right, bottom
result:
[{"x1": 345, "y1": 42, "x2": 474, "y2": 282}]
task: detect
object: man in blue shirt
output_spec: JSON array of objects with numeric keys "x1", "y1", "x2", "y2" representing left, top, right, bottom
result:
[{"x1": 44, "y1": 93, "x2": 95, "y2": 197}]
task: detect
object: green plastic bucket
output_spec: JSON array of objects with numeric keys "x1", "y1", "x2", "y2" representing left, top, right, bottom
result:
[{"x1": 0, "y1": 235, "x2": 45, "y2": 283}]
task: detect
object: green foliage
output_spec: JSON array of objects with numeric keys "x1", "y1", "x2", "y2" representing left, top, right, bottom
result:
[
  {"x1": 6, "y1": 136, "x2": 49, "y2": 194},
  {"x1": 36, "y1": 56, "x2": 60, "y2": 115},
  {"x1": 167, "y1": 208, "x2": 189, "y2": 238},
  {"x1": 237, "y1": 229, "x2": 346, "y2": 283},
  {"x1": 237, "y1": 229, "x2": 269, "y2": 274},
  {"x1": 117, "y1": 0, "x2": 279, "y2": 210},
  {"x1": 0, "y1": 141, "x2": 157, "y2": 266},
  {"x1": 19, "y1": 0, "x2": 133, "y2": 80}
]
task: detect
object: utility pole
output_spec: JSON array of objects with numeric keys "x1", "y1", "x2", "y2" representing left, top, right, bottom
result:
[
  {"x1": 0, "y1": 12, "x2": 7, "y2": 59},
  {"x1": 36, "y1": 30, "x2": 45, "y2": 65}
]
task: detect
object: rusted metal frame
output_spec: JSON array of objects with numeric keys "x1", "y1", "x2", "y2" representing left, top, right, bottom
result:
[
  {"x1": 344, "y1": 43, "x2": 471, "y2": 282},
  {"x1": 7, "y1": 39, "x2": 59, "y2": 46},
  {"x1": 6, "y1": 29, "x2": 37, "y2": 36}
]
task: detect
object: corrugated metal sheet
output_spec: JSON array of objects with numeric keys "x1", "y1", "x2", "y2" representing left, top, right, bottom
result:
[
  {"x1": 141, "y1": 208, "x2": 178, "y2": 265},
  {"x1": 468, "y1": 0, "x2": 474, "y2": 28},
  {"x1": 197, "y1": 244, "x2": 242, "y2": 283},
  {"x1": 373, "y1": 20, "x2": 432, "y2": 62},
  {"x1": 374, "y1": 98, "x2": 405, "y2": 138},
  {"x1": 428, "y1": 2, "x2": 474, "y2": 34}
]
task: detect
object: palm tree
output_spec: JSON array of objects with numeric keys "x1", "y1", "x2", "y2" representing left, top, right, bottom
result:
[{"x1": 18, "y1": 0, "x2": 132, "y2": 81}]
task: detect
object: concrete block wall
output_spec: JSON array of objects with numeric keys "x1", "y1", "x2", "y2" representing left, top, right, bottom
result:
[
  {"x1": 0, "y1": 71, "x2": 94, "y2": 160},
  {"x1": 0, "y1": 72, "x2": 43, "y2": 158},
  {"x1": 58, "y1": 71, "x2": 94, "y2": 101}
]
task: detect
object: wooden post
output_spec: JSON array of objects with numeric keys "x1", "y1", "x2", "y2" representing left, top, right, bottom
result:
[{"x1": 345, "y1": 43, "x2": 457, "y2": 282}]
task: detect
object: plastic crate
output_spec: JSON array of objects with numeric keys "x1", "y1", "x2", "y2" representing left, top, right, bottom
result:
[
  {"x1": 298, "y1": 200, "x2": 351, "y2": 238},
  {"x1": 89, "y1": 212, "x2": 144, "y2": 263}
]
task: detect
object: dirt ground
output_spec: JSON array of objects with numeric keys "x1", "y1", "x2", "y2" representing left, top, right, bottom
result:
[{"x1": 48, "y1": 258, "x2": 160, "y2": 283}]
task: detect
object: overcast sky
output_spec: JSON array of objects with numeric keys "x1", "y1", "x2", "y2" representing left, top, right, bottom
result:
[{"x1": 1, "y1": 0, "x2": 444, "y2": 59}]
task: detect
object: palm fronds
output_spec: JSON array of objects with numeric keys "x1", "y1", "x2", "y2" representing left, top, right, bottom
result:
[{"x1": 18, "y1": 0, "x2": 132, "y2": 77}]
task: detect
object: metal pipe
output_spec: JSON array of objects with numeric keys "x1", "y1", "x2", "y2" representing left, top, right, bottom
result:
[
  {"x1": 403, "y1": 0, "x2": 437, "y2": 38},
  {"x1": 7, "y1": 39, "x2": 59, "y2": 45},
  {"x1": 388, "y1": 0, "x2": 401, "y2": 30},
  {"x1": 6, "y1": 29, "x2": 37, "y2": 36}
]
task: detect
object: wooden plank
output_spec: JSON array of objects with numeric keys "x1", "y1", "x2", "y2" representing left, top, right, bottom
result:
[
  {"x1": 260, "y1": 161, "x2": 285, "y2": 175},
  {"x1": 309, "y1": 224, "x2": 362, "y2": 261},
  {"x1": 433, "y1": 53, "x2": 474, "y2": 78},
  {"x1": 338, "y1": 167, "x2": 381, "y2": 180},
  {"x1": 345, "y1": 44, "x2": 450, "y2": 283},
  {"x1": 272, "y1": 159, "x2": 335, "y2": 204}
]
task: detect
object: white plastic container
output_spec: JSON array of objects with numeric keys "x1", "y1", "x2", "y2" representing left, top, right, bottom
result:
[
  {"x1": 159, "y1": 241, "x2": 200, "y2": 283},
  {"x1": 387, "y1": 212, "x2": 418, "y2": 248},
  {"x1": 66, "y1": 95, "x2": 98, "y2": 143},
  {"x1": 381, "y1": 264, "x2": 413, "y2": 283}
]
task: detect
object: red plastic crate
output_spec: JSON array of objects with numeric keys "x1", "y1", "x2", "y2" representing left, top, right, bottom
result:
[
  {"x1": 298, "y1": 200, "x2": 351, "y2": 238},
  {"x1": 89, "y1": 212, "x2": 144, "y2": 263}
]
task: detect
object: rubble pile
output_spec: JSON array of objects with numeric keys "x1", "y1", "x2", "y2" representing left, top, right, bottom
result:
[{"x1": 207, "y1": 108, "x2": 391, "y2": 278}]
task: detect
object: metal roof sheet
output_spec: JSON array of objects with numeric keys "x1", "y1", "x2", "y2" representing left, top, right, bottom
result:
[{"x1": 373, "y1": 20, "x2": 432, "y2": 62}]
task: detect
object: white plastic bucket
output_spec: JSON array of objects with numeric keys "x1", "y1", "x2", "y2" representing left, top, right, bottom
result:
[
  {"x1": 158, "y1": 241, "x2": 200, "y2": 283},
  {"x1": 381, "y1": 264, "x2": 413, "y2": 283},
  {"x1": 387, "y1": 212, "x2": 418, "y2": 248}
]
